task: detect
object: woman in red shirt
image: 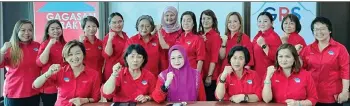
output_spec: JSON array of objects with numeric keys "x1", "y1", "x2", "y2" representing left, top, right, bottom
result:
[
  {"x1": 220, "y1": 12, "x2": 254, "y2": 80},
  {"x1": 33, "y1": 40, "x2": 101, "y2": 106},
  {"x1": 252, "y1": 12, "x2": 282, "y2": 76},
  {"x1": 102, "y1": 12, "x2": 129, "y2": 83},
  {"x1": 176, "y1": 11, "x2": 206, "y2": 73},
  {"x1": 300, "y1": 17, "x2": 349, "y2": 106},
  {"x1": 152, "y1": 45, "x2": 206, "y2": 103},
  {"x1": 0, "y1": 20, "x2": 41, "y2": 106},
  {"x1": 262, "y1": 44, "x2": 318, "y2": 106},
  {"x1": 197, "y1": 9, "x2": 222, "y2": 101},
  {"x1": 79, "y1": 16, "x2": 104, "y2": 77},
  {"x1": 102, "y1": 44, "x2": 156, "y2": 103},
  {"x1": 36, "y1": 19, "x2": 66, "y2": 106},
  {"x1": 126, "y1": 15, "x2": 167, "y2": 77},
  {"x1": 215, "y1": 46, "x2": 261, "y2": 103},
  {"x1": 280, "y1": 14, "x2": 307, "y2": 53}
]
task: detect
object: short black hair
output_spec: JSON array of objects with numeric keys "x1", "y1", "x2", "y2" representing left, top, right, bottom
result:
[
  {"x1": 311, "y1": 17, "x2": 333, "y2": 37},
  {"x1": 123, "y1": 44, "x2": 148, "y2": 69},
  {"x1": 281, "y1": 14, "x2": 301, "y2": 33},
  {"x1": 257, "y1": 11, "x2": 274, "y2": 23},
  {"x1": 227, "y1": 45, "x2": 250, "y2": 66},
  {"x1": 108, "y1": 12, "x2": 124, "y2": 25},
  {"x1": 81, "y1": 16, "x2": 99, "y2": 29}
]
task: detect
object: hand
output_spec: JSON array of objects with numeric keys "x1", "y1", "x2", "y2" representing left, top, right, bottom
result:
[
  {"x1": 221, "y1": 66, "x2": 234, "y2": 79},
  {"x1": 257, "y1": 36, "x2": 266, "y2": 47},
  {"x1": 280, "y1": 33, "x2": 289, "y2": 44},
  {"x1": 285, "y1": 99, "x2": 298, "y2": 106},
  {"x1": 48, "y1": 38, "x2": 57, "y2": 46},
  {"x1": 201, "y1": 32, "x2": 207, "y2": 41},
  {"x1": 336, "y1": 91, "x2": 349, "y2": 104},
  {"x1": 266, "y1": 66, "x2": 276, "y2": 79},
  {"x1": 152, "y1": 24, "x2": 162, "y2": 35},
  {"x1": 79, "y1": 33, "x2": 87, "y2": 42},
  {"x1": 165, "y1": 72, "x2": 174, "y2": 86},
  {"x1": 244, "y1": 66, "x2": 251, "y2": 70},
  {"x1": 230, "y1": 94, "x2": 245, "y2": 103},
  {"x1": 1, "y1": 42, "x2": 11, "y2": 54},
  {"x1": 135, "y1": 95, "x2": 149, "y2": 103},
  {"x1": 205, "y1": 76, "x2": 212, "y2": 87},
  {"x1": 46, "y1": 64, "x2": 61, "y2": 77},
  {"x1": 108, "y1": 32, "x2": 116, "y2": 41},
  {"x1": 221, "y1": 36, "x2": 228, "y2": 46},
  {"x1": 112, "y1": 63, "x2": 122, "y2": 76},
  {"x1": 294, "y1": 44, "x2": 303, "y2": 54},
  {"x1": 69, "y1": 98, "x2": 87, "y2": 106}
]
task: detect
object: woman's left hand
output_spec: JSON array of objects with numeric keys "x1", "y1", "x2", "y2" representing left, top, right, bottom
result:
[
  {"x1": 69, "y1": 98, "x2": 88, "y2": 106},
  {"x1": 285, "y1": 99, "x2": 298, "y2": 106},
  {"x1": 205, "y1": 76, "x2": 212, "y2": 87},
  {"x1": 336, "y1": 91, "x2": 349, "y2": 104},
  {"x1": 135, "y1": 95, "x2": 150, "y2": 103}
]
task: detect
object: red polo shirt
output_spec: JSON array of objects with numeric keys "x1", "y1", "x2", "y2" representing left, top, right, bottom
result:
[
  {"x1": 36, "y1": 39, "x2": 66, "y2": 94},
  {"x1": 152, "y1": 73, "x2": 206, "y2": 103},
  {"x1": 0, "y1": 41, "x2": 41, "y2": 98},
  {"x1": 268, "y1": 68, "x2": 318, "y2": 105},
  {"x1": 215, "y1": 69, "x2": 262, "y2": 101},
  {"x1": 102, "y1": 31, "x2": 129, "y2": 83},
  {"x1": 221, "y1": 32, "x2": 254, "y2": 76},
  {"x1": 34, "y1": 65, "x2": 101, "y2": 106},
  {"x1": 300, "y1": 38, "x2": 349, "y2": 103},
  {"x1": 252, "y1": 28, "x2": 282, "y2": 76},
  {"x1": 286, "y1": 32, "x2": 307, "y2": 47},
  {"x1": 83, "y1": 36, "x2": 104, "y2": 75},
  {"x1": 200, "y1": 29, "x2": 222, "y2": 80},
  {"x1": 126, "y1": 34, "x2": 162, "y2": 77},
  {"x1": 175, "y1": 32, "x2": 206, "y2": 69},
  {"x1": 159, "y1": 29, "x2": 182, "y2": 71},
  {"x1": 101, "y1": 68, "x2": 156, "y2": 102}
]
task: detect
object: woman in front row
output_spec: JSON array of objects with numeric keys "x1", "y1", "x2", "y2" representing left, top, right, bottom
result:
[
  {"x1": 215, "y1": 46, "x2": 261, "y2": 103},
  {"x1": 152, "y1": 45, "x2": 206, "y2": 103},
  {"x1": 262, "y1": 44, "x2": 318, "y2": 106},
  {"x1": 102, "y1": 44, "x2": 156, "y2": 103},
  {"x1": 33, "y1": 40, "x2": 101, "y2": 106}
]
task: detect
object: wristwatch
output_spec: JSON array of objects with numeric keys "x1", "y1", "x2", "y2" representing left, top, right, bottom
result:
[
  {"x1": 244, "y1": 94, "x2": 249, "y2": 102},
  {"x1": 219, "y1": 78, "x2": 226, "y2": 83},
  {"x1": 261, "y1": 44, "x2": 267, "y2": 49}
]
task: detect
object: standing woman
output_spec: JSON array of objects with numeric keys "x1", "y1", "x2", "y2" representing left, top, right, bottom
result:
[
  {"x1": 176, "y1": 11, "x2": 206, "y2": 73},
  {"x1": 300, "y1": 17, "x2": 349, "y2": 106},
  {"x1": 262, "y1": 44, "x2": 318, "y2": 106},
  {"x1": 126, "y1": 15, "x2": 167, "y2": 77},
  {"x1": 36, "y1": 19, "x2": 66, "y2": 106},
  {"x1": 0, "y1": 20, "x2": 41, "y2": 106},
  {"x1": 252, "y1": 12, "x2": 282, "y2": 76},
  {"x1": 219, "y1": 12, "x2": 254, "y2": 77},
  {"x1": 198, "y1": 9, "x2": 222, "y2": 101},
  {"x1": 102, "y1": 12, "x2": 129, "y2": 83},
  {"x1": 156, "y1": 6, "x2": 182, "y2": 71},
  {"x1": 280, "y1": 14, "x2": 307, "y2": 53},
  {"x1": 33, "y1": 40, "x2": 101, "y2": 106},
  {"x1": 80, "y1": 16, "x2": 104, "y2": 76}
]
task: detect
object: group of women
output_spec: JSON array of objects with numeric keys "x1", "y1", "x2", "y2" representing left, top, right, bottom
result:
[{"x1": 0, "y1": 6, "x2": 348, "y2": 106}]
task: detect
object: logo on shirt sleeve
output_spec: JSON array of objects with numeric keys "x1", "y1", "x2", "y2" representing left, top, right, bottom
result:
[
  {"x1": 98, "y1": 46, "x2": 102, "y2": 50},
  {"x1": 294, "y1": 78, "x2": 300, "y2": 83},
  {"x1": 328, "y1": 50, "x2": 334, "y2": 55},
  {"x1": 187, "y1": 41, "x2": 191, "y2": 45},
  {"x1": 247, "y1": 80, "x2": 253, "y2": 84},
  {"x1": 141, "y1": 80, "x2": 148, "y2": 85}
]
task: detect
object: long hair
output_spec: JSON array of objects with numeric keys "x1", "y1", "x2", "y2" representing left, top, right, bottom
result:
[
  {"x1": 180, "y1": 11, "x2": 197, "y2": 34},
  {"x1": 198, "y1": 9, "x2": 219, "y2": 34},
  {"x1": 225, "y1": 12, "x2": 244, "y2": 44},
  {"x1": 9, "y1": 20, "x2": 34, "y2": 66},
  {"x1": 43, "y1": 19, "x2": 66, "y2": 43}
]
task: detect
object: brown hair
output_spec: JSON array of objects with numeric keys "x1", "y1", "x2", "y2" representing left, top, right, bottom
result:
[
  {"x1": 274, "y1": 44, "x2": 301, "y2": 73},
  {"x1": 43, "y1": 19, "x2": 66, "y2": 43},
  {"x1": 225, "y1": 12, "x2": 243, "y2": 44},
  {"x1": 198, "y1": 9, "x2": 219, "y2": 34}
]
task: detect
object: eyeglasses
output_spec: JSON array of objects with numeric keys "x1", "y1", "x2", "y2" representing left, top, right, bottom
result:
[{"x1": 313, "y1": 28, "x2": 328, "y2": 32}]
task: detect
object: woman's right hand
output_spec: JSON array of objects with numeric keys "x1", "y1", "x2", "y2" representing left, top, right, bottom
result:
[
  {"x1": 48, "y1": 38, "x2": 57, "y2": 47},
  {"x1": 1, "y1": 42, "x2": 11, "y2": 54},
  {"x1": 266, "y1": 66, "x2": 276, "y2": 79},
  {"x1": 108, "y1": 32, "x2": 116, "y2": 41},
  {"x1": 221, "y1": 66, "x2": 233, "y2": 80},
  {"x1": 46, "y1": 64, "x2": 61, "y2": 77},
  {"x1": 165, "y1": 72, "x2": 174, "y2": 87},
  {"x1": 111, "y1": 63, "x2": 122, "y2": 77}
]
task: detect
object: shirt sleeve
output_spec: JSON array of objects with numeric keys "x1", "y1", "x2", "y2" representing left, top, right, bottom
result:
[
  {"x1": 209, "y1": 35, "x2": 222, "y2": 63},
  {"x1": 243, "y1": 35, "x2": 255, "y2": 67},
  {"x1": 338, "y1": 45, "x2": 349, "y2": 79},
  {"x1": 265, "y1": 35, "x2": 282, "y2": 62},
  {"x1": 253, "y1": 72, "x2": 262, "y2": 101},
  {"x1": 151, "y1": 78, "x2": 167, "y2": 103},
  {"x1": 91, "y1": 73, "x2": 102, "y2": 102},
  {"x1": 305, "y1": 71, "x2": 318, "y2": 105},
  {"x1": 196, "y1": 38, "x2": 206, "y2": 61},
  {"x1": 0, "y1": 50, "x2": 9, "y2": 68}
]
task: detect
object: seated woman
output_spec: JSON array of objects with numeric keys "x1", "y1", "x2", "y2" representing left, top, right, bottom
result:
[
  {"x1": 32, "y1": 40, "x2": 101, "y2": 106},
  {"x1": 262, "y1": 44, "x2": 318, "y2": 106},
  {"x1": 101, "y1": 44, "x2": 156, "y2": 103},
  {"x1": 215, "y1": 45, "x2": 261, "y2": 103},
  {"x1": 152, "y1": 45, "x2": 206, "y2": 103}
]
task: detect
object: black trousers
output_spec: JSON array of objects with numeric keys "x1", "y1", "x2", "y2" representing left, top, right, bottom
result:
[
  {"x1": 4, "y1": 94, "x2": 40, "y2": 106},
  {"x1": 40, "y1": 93, "x2": 57, "y2": 106},
  {"x1": 204, "y1": 80, "x2": 217, "y2": 101},
  {"x1": 316, "y1": 102, "x2": 344, "y2": 106}
]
